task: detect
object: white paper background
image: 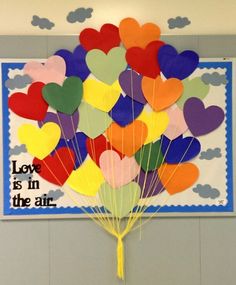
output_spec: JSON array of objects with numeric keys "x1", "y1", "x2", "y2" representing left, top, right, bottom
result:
[{"x1": 4, "y1": 61, "x2": 230, "y2": 212}]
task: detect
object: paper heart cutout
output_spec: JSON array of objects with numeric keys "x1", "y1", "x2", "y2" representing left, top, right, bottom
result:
[
  {"x1": 177, "y1": 77, "x2": 210, "y2": 109},
  {"x1": 98, "y1": 181, "x2": 141, "y2": 218},
  {"x1": 66, "y1": 159, "x2": 104, "y2": 196},
  {"x1": 135, "y1": 169, "x2": 164, "y2": 198},
  {"x1": 164, "y1": 105, "x2": 188, "y2": 139},
  {"x1": 119, "y1": 70, "x2": 146, "y2": 104},
  {"x1": 108, "y1": 95, "x2": 144, "y2": 126},
  {"x1": 56, "y1": 132, "x2": 87, "y2": 169},
  {"x1": 79, "y1": 23, "x2": 120, "y2": 53},
  {"x1": 126, "y1": 41, "x2": 165, "y2": 79},
  {"x1": 38, "y1": 111, "x2": 79, "y2": 139},
  {"x1": 78, "y1": 102, "x2": 112, "y2": 139},
  {"x1": 158, "y1": 45, "x2": 199, "y2": 80},
  {"x1": 183, "y1": 97, "x2": 225, "y2": 137},
  {"x1": 158, "y1": 163, "x2": 199, "y2": 195},
  {"x1": 18, "y1": 122, "x2": 61, "y2": 160},
  {"x1": 106, "y1": 120, "x2": 148, "y2": 157},
  {"x1": 119, "y1": 17, "x2": 161, "y2": 49},
  {"x1": 135, "y1": 140, "x2": 164, "y2": 171},
  {"x1": 99, "y1": 150, "x2": 140, "y2": 188},
  {"x1": 43, "y1": 76, "x2": 83, "y2": 115},
  {"x1": 24, "y1": 55, "x2": 66, "y2": 85},
  {"x1": 33, "y1": 147, "x2": 75, "y2": 186},
  {"x1": 86, "y1": 135, "x2": 124, "y2": 166},
  {"x1": 142, "y1": 76, "x2": 183, "y2": 111},
  {"x1": 137, "y1": 109, "x2": 169, "y2": 144},
  {"x1": 86, "y1": 47, "x2": 127, "y2": 85},
  {"x1": 55, "y1": 45, "x2": 90, "y2": 81},
  {"x1": 161, "y1": 135, "x2": 201, "y2": 163},
  {"x1": 83, "y1": 79, "x2": 121, "y2": 112},
  {"x1": 8, "y1": 82, "x2": 48, "y2": 121}
]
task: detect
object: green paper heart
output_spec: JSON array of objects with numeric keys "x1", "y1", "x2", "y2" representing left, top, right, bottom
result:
[
  {"x1": 43, "y1": 76, "x2": 83, "y2": 115},
  {"x1": 78, "y1": 102, "x2": 112, "y2": 138},
  {"x1": 86, "y1": 47, "x2": 127, "y2": 85},
  {"x1": 99, "y1": 182, "x2": 141, "y2": 218},
  {"x1": 177, "y1": 77, "x2": 210, "y2": 109},
  {"x1": 135, "y1": 140, "x2": 163, "y2": 171}
]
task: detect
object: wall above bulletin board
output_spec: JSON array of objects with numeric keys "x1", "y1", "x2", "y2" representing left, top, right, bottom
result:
[{"x1": 0, "y1": 17, "x2": 235, "y2": 280}]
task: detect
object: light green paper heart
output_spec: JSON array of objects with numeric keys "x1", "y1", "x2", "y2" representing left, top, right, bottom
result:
[
  {"x1": 99, "y1": 182, "x2": 141, "y2": 218},
  {"x1": 78, "y1": 102, "x2": 112, "y2": 138},
  {"x1": 43, "y1": 76, "x2": 83, "y2": 115},
  {"x1": 86, "y1": 47, "x2": 127, "y2": 85},
  {"x1": 177, "y1": 77, "x2": 210, "y2": 109}
]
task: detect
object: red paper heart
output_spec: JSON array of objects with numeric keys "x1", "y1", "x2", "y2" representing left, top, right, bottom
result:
[
  {"x1": 79, "y1": 23, "x2": 120, "y2": 54},
  {"x1": 8, "y1": 82, "x2": 48, "y2": 121},
  {"x1": 33, "y1": 147, "x2": 75, "y2": 186},
  {"x1": 86, "y1": 135, "x2": 124, "y2": 166},
  {"x1": 126, "y1": 41, "x2": 165, "y2": 78}
]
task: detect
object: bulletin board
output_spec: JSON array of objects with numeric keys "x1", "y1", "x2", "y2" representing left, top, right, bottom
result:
[{"x1": 1, "y1": 58, "x2": 235, "y2": 219}]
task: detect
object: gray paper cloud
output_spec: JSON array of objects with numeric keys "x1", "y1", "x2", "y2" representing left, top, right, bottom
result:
[
  {"x1": 14, "y1": 173, "x2": 32, "y2": 182},
  {"x1": 67, "y1": 7, "x2": 93, "y2": 23},
  {"x1": 193, "y1": 184, "x2": 220, "y2": 199},
  {"x1": 31, "y1": 15, "x2": 55, "y2": 30},
  {"x1": 199, "y1": 148, "x2": 222, "y2": 160},
  {"x1": 201, "y1": 72, "x2": 227, "y2": 86},
  {"x1": 168, "y1": 16, "x2": 191, "y2": 29},
  {"x1": 42, "y1": 189, "x2": 64, "y2": 201},
  {"x1": 9, "y1": 144, "x2": 27, "y2": 156},
  {"x1": 5, "y1": 75, "x2": 32, "y2": 90}
]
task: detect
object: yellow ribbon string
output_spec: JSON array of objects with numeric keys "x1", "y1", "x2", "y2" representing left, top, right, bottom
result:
[
  {"x1": 114, "y1": 223, "x2": 135, "y2": 280},
  {"x1": 116, "y1": 234, "x2": 124, "y2": 280}
]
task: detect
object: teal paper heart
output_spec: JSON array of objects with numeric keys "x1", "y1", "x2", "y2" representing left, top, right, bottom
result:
[
  {"x1": 42, "y1": 76, "x2": 83, "y2": 115},
  {"x1": 135, "y1": 140, "x2": 164, "y2": 171}
]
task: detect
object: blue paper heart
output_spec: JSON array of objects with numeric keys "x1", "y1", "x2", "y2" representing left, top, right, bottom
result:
[
  {"x1": 161, "y1": 135, "x2": 201, "y2": 163},
  {"x1": 108, "y1": 95, "x2": 144, "y2": 126},
  {"x1": 55, "y1": 45, "x2": 90, "y2": 81},
  {"x1": 158, "y1": 44, "x2": 199, "y2": 80},
  {"x1": 56, "y1": 132, "x2": 88, "y2": 169}
]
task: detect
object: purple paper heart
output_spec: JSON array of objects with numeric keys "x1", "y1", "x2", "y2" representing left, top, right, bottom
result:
[
  {"x1": 158, "y1": 44, "x2": 199, "y2": 80},
  {"x1": 119, "y1": 70, "x2": 147, "y2": 104},
  {"x1": 56, "y1": 132, "x2": 87, "y2": 169},
  {"x1": 183, "y1": 97, "x2": 225, "y2": 137},
  {"x1": 55, "y1": 45, "x2": 90, "y2": 81},
  {"x1": 38, "y1": 111, "x2": 79, "y2": 139},
  {"x1": 109, "y1": 95, "x2": 144, "y2": 126},
  {"x1": 135, "y1": 169, "x2": 164, "y2": 198}
]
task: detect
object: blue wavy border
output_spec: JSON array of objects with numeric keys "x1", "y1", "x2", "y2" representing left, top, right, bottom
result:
[{"x1": 2, "y1": 61, "x2": 233, "y2": 216}]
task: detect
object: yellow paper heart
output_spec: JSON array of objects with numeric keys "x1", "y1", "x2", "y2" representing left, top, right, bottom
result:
[
  {"x1": 18, "y1": 122, "x2": 61, "y2": 160},
  {"x1": 66, "y1": 159, "x2": 104, "y2": 196},
  {"x1": 137, "y1": 109, "x2": 169, "y2": 144},
  {"x1": 83, "y1": 79, "x2": 121, "y2": 112}
]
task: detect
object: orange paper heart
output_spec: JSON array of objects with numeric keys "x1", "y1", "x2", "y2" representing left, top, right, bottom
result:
[
  {"x1": 142, "y1": 76, "x2": 183, "y2": 111},
  {"x1": 106, "y1": 120, "x2": 148, "y2": 157},
  {"x1": 119, "y1": 18, "x2": 161, "y2": 49},
  {"x1": 158, "y1": 163, "x2": 199, "y2": 195}
]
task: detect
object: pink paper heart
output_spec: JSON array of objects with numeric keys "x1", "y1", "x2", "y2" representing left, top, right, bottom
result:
[
  {"x1": 164, "y1": 104, "x2": 188, "y2": 139},
  {"x1": 23, "y1": 55, "x2": 66, "y2": 85},
  {"x1": 99, "y1": 150, "x2": 140, "y2": 188}
]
